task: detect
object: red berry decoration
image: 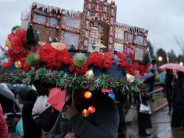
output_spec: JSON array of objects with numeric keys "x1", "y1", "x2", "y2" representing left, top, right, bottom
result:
[
  {"x1": 76, "y1": 29, "x2": 80, "y2": 34},
  {"x1": 125, "y1": 41, "x2": 128, "y2": 45},
  {"x1": 95, "y1": 8, "x2": 99, "y2": 12},
  {"x1": 143, "y1": 43, "x2": 147, "y2": 46},
  {"x1": 100, "y1": 0, "x2": 103, "y2": 3},
  {"x1": 104, "y1": 9, "x2": 107, "y2": 13},
  {"x1": 103, "y1": 16, "x2": 107, "y2": 20},
  {"x1": 104, "y1": 2, "x2": 108, "y2": 6},
  {"x1": 57, "y1": 15, "x2": 61, "y2": 19},
  {"x1": 95, "y1": 14, "x2": 98, "y2": 18},
  {"x1": 144, "y1": 33, "x2": 148, "y2": 37},
  {"x1": 62, "y1": 11, "x2": 66, "y2": 16},
  {"x1": 99, "y1": 13, "x2": 102, "y2": 16},
  {"x1": 110, "y1": 32, "x2": 114, "y2": 37},
  {"x1": 34, "y1": 9, "x2": 39, "y2": 13},
  {"x1": 55, "y1": 25, "x2": 59, "y2": 29},
  {"x1": 86, "y1": 26, "x2": 90, "y2": 30},
  {"x1": 134, "y1": 32, "x2": 137, "y2": 36},
  {"x1": 111, "y1": 13, "x2": 115, "y2": 17},
  {"x1": 32, "y1": 19, "x2": 37, "y2": 24},
  {"x1": 110, "y1": 22, "x2": 115, "y2": 26},
  {"x1": 85, "y1": 35, "x2": 89, "y2": 39},
  {"x1": 88, "y1": 0, "x2": 92, "y2": 3},
  {"x1": 45, "y1": 23, "x2": 50, "y2": 27},
  {"x1": 88, "y1": 7, "x2": 91, "y2": 11},
  {"x1": 109, "y1": 40, "x2": 113, "y2": 44},
  {"x1": 88, "y1": 106, "x2": 95, "y2": 113},
  {"x1": 84, "y1": 43, "x2": 88, "y2": 47},
  {"x1": 96, "y1": 1, "x2": 99, "y2": 4},
  {"x1": 133, "y1": 40, "x2": 137, "y2": 44},
  {"x1": 48, "y1": 13, "x2": 52, "y2": 17},
  {"x1": 107, "y1": 17, "x2": 110, "y2": 20},
  {"x1": 111, "y1": 5, "x2": 115, "y2": 9},
  {"x1": 87, "y1": 16, "x2": 91, "y2": 21},
  {"x1": 61, "y1": 25, "x2": 66, "y2": 29}
]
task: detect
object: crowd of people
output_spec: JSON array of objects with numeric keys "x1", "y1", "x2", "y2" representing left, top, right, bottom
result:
[{"x1": 0, "y1": 69, "x2": 184, "y2": 138}]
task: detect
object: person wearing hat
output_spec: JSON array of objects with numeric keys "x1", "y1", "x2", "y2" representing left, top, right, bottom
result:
[{"x1": 47, "y1": 88, "x2": 119, "y2": 138}]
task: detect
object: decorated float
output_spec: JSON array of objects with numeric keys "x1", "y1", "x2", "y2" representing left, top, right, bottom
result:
[{"x1": 0, "y1": 0, "x2": 152, "y2": 94}]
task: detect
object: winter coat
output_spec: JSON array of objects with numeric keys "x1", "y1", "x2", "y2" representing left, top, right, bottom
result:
[
  {"x1": 47, "y1": 93, "x2": 119, "y2": 138},
  {"x1": 32, "y1": 95, "x2": 60, "y2": 132},
  {"x1": 0, "y1": 104, "x2": 9, "y2": 138},
  {"x1": 21, "y1": 90, "x2": 42, "y2": 138},
  {"x1": 173, "y1": 81, "x2": 184, "y2": 104}
]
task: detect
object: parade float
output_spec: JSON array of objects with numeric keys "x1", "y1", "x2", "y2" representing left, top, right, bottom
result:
[{"x1": 0, "y1": 0, "x2": 152, "y2": 94}]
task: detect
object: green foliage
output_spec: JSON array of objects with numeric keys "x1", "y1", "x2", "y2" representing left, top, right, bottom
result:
[
  {"x1": 35, "y1": 30, "x2": 41, "y2": 42},
  {"x1": 12, "y1": 26, "x2": 21, "y2": 32},
  {"x1": 0, "y1": 68, "x2": 147, "y2": 94},
  {"x1": 26, "y1": 22, "x2": 37, "y2": 44},
  {"x1": 143, "y1": 51, "x2": 150, "y2": 65}
]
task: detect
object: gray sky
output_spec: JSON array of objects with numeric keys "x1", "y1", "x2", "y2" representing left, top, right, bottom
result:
[{"x1": 0, "y1": 0, "x2": 184, "y2": 59}]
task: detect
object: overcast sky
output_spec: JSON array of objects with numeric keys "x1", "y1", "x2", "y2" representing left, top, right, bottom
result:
[{"x1": 0, "y1": 0, "x2": 184, "y2": 59}]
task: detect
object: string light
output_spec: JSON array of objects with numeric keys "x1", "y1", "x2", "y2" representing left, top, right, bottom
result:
[
  {"x1": 84, "y1": 91, "x2": 92, "y2": 99},
  {"x1": 180, "y1": 62, "x2": 183, "y2": 66},
  {"x1": 82, "y1": 109, "x2": 89, "y2": 117},
  {"x1": 15, "y1": 61, "x2": 21, "y2": 68},
  {"x1": 126, "y1": 73, "x2": 135, "y2": 82},
  {"x1": 85, "y1": 69, "x2": 94, "y2": 79},
  {"x1": 88, "y1": 106, "x2": 95, "y2": 113},
  {"x1": 108, "y1": 93, "x2": 115, "y2": 99}
]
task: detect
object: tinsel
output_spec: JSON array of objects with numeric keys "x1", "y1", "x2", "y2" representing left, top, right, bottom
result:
[{"x1": 0, "y1": 68, "x2": 147, "y2": 94}]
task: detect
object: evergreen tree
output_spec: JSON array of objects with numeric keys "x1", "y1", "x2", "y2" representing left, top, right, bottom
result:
[
  {"x1": 48, "y1": 37, "x2": 52, "y2": 43},
  {"x1": 35, "y1": 30, "x2": 41, "y2": 42},
  {"x1": 168, "y1": 49, "x2": 177, "y2": 63},
  {"x1": 143, "y1": 51, "x2": 150, "y2": 65},
  {"x1": 26, "y1": 21, "x2": 37, "y2": 44},
  {"x1": 71, "y1": 43, "x2": 75, "y2": 51}
]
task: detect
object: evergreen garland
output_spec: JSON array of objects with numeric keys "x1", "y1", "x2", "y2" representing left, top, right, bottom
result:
[{"x1": 0, "y1": 68, "x2": 146, "y2": 94}]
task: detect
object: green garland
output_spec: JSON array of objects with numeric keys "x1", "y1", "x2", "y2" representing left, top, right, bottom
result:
[{"x1": 0, "y1": 68, "x2": 147, "y2": 94}]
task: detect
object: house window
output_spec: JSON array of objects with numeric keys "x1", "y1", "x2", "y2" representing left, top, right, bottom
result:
[
  {"x1": 65, "y1": 16, "x2": 81, "y2": 28},
  {"x1": 36, "y1": 14, "x2": 47, "y2": 24},
  {"x1": 64, "y1": 32, "x2": 79, "y2": 47},
  {"x1": 115, "y1": 27, "x2": 124, "y2": 39},
  {"x1": 50, "y1": 17, "x2": 58, "y2": 25},
  {"x1": 136, "y1": 35, "x2": 144, "y2": 45},
  {"x1": 115, "y1": 43, "x2": 124, "y2": 52}
]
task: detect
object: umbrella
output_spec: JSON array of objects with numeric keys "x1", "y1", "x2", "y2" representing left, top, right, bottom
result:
[
  {"x1": 47, "y1": 88, "x2": 66, "y2": 112},
  {"x1": 51, "y1": 42, "x2": 67, "y2": 51},
  {"x1": 159, "y1": 71, "x2": 166, "y2": 85},
  {"x1": 0, "y1": 85, "x2": 14, "y2": 96},
  {"x1": 0, "y1": 87, "x2": 19, "y2": 113},
  {"x1": 159, "y1": 63, "x2": 184, "y2": 72},
  {"x1": 144, "y1": 73, "x2": 154, "y2": 80},
  {"x1": 93, "y1": 43, "x2": 106, "y2": 48}
]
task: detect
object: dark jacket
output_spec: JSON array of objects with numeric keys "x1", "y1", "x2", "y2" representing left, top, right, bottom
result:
[
  {"x1": 47, "y1": 93, "x2": 119, "y2": 138},
  {"x1": 173, "y1": 81, "x2": 184, "y2": 104},
  {"x1": 32, "y1": 95, "x2": 60, "y2": 132},
  {"x1": 20, "y1": 88, "x2": 42, "y2": 138}
]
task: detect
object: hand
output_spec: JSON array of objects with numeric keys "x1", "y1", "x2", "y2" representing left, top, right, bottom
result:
[
  {"x1": 63, "y1": 99, "x2": 78, "y2": 120},
  {"x1": 64, "y1": 132, "x2": 77, "y2": 138}
]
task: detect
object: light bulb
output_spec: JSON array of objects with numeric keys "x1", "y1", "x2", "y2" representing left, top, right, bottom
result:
[
  {"x1": 180, "y1": 62, "x2": 183, "y2": 66},
  {"x1": 88, "y1": 106, "x2": 95, "y2": 113},
  {"x1": 108, "y1": 93, "x2": 115, "y2": 99},
  {"x1": 85, "y1": 69, "x2": 94, "y2": 79},
  {"x1": 84, "y1": 91, "x2": 92, "y2": 99},
  {"x1": 126, "y1": 73, "x2": 135, "y2": 83},
  {"x1": 82, "y1": 109, "x2": 89, "y2": 117},
  {"x1": 15, "y1": 61, "x2": 21, "y2": 68}
]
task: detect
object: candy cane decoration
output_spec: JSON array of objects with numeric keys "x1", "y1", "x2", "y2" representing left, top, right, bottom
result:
[{"x1": 0, "y1": 45, "x2": 8, "y2": 52}]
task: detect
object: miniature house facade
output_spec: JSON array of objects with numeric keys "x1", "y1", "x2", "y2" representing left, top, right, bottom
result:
[{"x1": 21, "y1": 0, "x2": 148, "y2": 62}]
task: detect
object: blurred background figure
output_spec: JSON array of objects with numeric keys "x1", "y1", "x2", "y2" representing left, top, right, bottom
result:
[
  {"x1": 165, "y1": 69, "x2": 174, "y2": 114},
  {"x1": 16, "y1": 86, "x2": 42, "y2": 138},
  {"x1": 172, "y1": 72, "x2": 184, "y2": 130},
  {"x1": 32, "y1": 85, "x2": 60, "y2": 138}
]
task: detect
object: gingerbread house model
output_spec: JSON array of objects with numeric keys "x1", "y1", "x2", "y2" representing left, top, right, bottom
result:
[{"x1": 21, "y1": 0, "x2": 148, "y2": 62}]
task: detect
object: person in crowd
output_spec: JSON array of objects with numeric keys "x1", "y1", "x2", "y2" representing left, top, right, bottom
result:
[
  {"x1": 16, "y1": 87, "x2": 42, "y2": 138},
  {"x1": 0, "y1": 104, "x2": 9, "y2": 138},
  {"x1": 32, "y1": 84, "x2": 60, "y2": 138},
  {"x1": 47, "y1": 88, "x2": 120, "y2": 138},
  {"x1": 144, "y1": 69, "x2": 155, "y2": 102},
  {"x1": 165, "y1": 69, "x2": 174, "y2": 114},
  {"x1": 172, "y1": 71, "x2": 184, "y2": 130},
  {"x1": 136, "y1": 94, "x2": 152, "y2": 136}
]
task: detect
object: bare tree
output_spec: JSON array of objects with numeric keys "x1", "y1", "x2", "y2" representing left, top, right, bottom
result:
[{"x1": 172, "y1": 33, "x2": 184, "y2": 56}]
